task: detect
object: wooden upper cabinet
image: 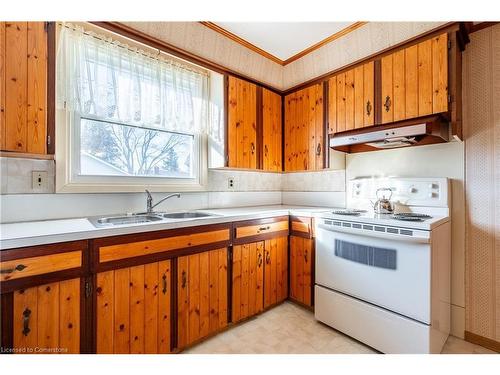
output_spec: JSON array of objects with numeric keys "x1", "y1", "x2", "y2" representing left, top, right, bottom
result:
[
  {"x1": 328, "y1": 61, "x2": 374, "y2": 134},
  {"x1": 0, "y1": 22, "x2": 48, "y2": 154},
  {"x1": 227, "y1": 76, "x2": 257, "y2": 169},
  {"x1": 380, "y1": 33, "x2": 448, "y2": 124},
  {"x1": 262, "y1": 88, "x2": 282, "y2": 172},
  {"x1": 284, "y1": 83, "x2": 323, "y2": 171}
]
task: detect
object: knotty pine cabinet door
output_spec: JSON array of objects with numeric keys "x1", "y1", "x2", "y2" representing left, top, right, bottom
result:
[
  {"x1": 284, "y1": 83, "x2": 324, "y2": 171},
  {"x1": 231, "y1": 241, "x2": 264, "y2": 322},
  {"x1": 177, "y1": 248, "x2": 228, "y2": 350},
  {"x1": 328, "y1": 61, "x2": 375, "y2": 134},
  {"x1": 262, "y1": 88, "x2": 282, "y2": 172},
  {"x1": 289, "y1": 236, "x2": 313, "y2": 307},
  {"x1": 380, "y1": 33, "x2": 448, "y2": 124},
  {"x1": 227, "y1": 76, "x2": 258, "y2": 169},
  {"x1": 11, "y1": 278, "x2": 81, "y2": 354},
  {"x1": 95, "y1": 261, "x2": 171, "y2": 354},
  {"x1": 263, "y1": 237, "x2": 288, "y2": 309},
  {"x1": 0, "y1": 22, "x2": 48, "y2": 154}
]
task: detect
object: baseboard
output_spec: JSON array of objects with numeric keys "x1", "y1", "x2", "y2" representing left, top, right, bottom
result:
[{"x1": 464, "y1": 331, "x2": 500, "y2": 353}]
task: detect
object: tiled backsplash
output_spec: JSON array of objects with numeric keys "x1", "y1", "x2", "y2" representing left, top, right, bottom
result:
[
  {"x1": 0, "y1": 158, "x2": 346, "y2": 222},
  {"x1": 282, "y1": 170, "x2": 345, "y2": 191},
  {"x1": 0, "y1": 158, "x2": 345, "y2": 195},
  {"x1": 0, "y1": 157, "x2": 55, "y2": 194}
]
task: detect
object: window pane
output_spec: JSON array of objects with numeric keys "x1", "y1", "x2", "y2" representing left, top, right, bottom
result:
[{"x1": 80, "y1": 118, "x2": 194, "y2": 178}]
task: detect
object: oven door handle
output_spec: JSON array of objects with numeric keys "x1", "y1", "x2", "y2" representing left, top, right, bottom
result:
[{"x1": 316, "y1": 223, "x2": 431, "y2": 244}]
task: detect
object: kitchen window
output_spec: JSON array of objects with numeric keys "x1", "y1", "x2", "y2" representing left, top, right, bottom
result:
[{"x1": 55, "y1": 22, "x2": 224, "y2": 192}]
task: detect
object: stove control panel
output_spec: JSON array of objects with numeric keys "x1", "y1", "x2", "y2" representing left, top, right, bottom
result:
[{"x1": 348, "y1": 177, "x2": 449, "y2": 208}]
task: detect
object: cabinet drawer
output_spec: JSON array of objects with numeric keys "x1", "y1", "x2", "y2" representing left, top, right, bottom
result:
[
  {"x1": 235, "y1": 220, "x2": 288, "y2": 239},
  {"x1": 0, "y1": 250, "x2": 82, "y2": 282},
  {"x1": 98, "y1": 228, "x2": 231, "y2": 263},
  {"x1": 291, "y1": 216, "x2": 313, "y2": 234}
]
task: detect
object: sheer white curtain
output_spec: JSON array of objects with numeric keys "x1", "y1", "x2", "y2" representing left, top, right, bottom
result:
[{"x1": 56, "y1": 23, "x2": 209, "y2": 134}]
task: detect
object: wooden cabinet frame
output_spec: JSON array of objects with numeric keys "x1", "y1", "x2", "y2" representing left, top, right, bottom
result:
[{"x1": 0, "y1": 240, "x2": 90, "y2": 353}]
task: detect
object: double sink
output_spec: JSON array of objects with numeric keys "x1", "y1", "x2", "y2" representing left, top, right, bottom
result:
[{"x1": 89, "y1": 211, "x2": 218, "y2": 228}]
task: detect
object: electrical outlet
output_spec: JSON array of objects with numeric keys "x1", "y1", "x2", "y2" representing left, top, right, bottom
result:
[
  {"x1": 228, "y1": 177, "x2": 235, "y2": 190},
  {"x1": 32, "y1": 171, "x2": 48, "y2": 189}
]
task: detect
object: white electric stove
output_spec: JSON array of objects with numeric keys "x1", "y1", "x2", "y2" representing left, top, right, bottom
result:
[{"x1": 314, "y1": 177, "x2": 451, "y2": 354}]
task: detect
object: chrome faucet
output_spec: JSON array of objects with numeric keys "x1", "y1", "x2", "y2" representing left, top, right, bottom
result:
[{"x1": 145, "y1": 190, "x2": 181, "y2": 214}]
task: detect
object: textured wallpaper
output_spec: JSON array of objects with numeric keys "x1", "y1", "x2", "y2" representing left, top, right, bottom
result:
[{"x1": 464, "y1": 24, "x2": 500, "y2": 342}]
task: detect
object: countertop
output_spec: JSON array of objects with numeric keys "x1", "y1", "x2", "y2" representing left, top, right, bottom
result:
[{"x1": 0, "y1": 205, "x2": 334, "y2": 250}]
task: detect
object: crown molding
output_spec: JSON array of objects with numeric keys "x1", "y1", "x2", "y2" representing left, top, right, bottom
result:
[{"x1": 199, "y1": 21, "x2": 368, "y2": 66}]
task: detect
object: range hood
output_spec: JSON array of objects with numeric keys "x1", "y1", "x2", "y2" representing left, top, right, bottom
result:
[{"x1": 329, "y1": 115, "x2": 450, "y2": 153}]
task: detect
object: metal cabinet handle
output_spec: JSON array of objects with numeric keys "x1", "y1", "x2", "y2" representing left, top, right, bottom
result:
[
  {"x1": 384, "y1": 96, "x2": 391, "y2": 112},
  {"x1": 181, "y1": 271, "x2": 187, "y2": 289},
  {"x1": 258, "y1": 225, "x2": 271, "y2": 232},
  {"x1": 264, "y1": 144, "x2": 268, "y2": 156},
  {"x1": 266, "y1": 251, "x2": 271, "y2": 265},
  {"x1": 257, "y1": 253, "x2": 263, "y2": 267},
  {"x1": 316, "y1": 142, "x2": 322, "y2": 156},
  {"x1": 0, "y1": 264, "x2": 27, "y2": 274},
  {"x1": 22, "y1": 308, "x2": 31, "y2": 336},
  {"x1": 366, "y1": 100, "x2": 372, "y2": 116},
  {"x1": 162, "y1": 274, "x2": 167, "y2": 294},
  {"x1": 251, "y1": 142, "x2": 255, "y2": 154},
  {"x1": 304, "y1": 250, "x2": 308, "y2": 264}
]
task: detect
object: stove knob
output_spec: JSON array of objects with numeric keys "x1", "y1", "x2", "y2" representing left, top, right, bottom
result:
[
  {"x1": 428, "y1": 183, "x2": 437, "y2": 189},
  {"x1": 408, "y1": 187, "x2": 417, "y2": 194},
  {"x1": 428, "y1": 192, "x2": 438, "y2": 198}
]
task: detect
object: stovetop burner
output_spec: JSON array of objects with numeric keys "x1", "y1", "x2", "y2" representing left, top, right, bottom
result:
[
  {"x1": 392, "y1": 213, "x2": 432, "y2": 222},
  {"x1": 332, "y1": 209, "x2": 368, "y2": 216}
]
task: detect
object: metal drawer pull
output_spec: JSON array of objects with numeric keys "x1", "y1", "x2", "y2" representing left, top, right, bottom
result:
[
  {"x1": 181, "y1": 271, "x2": 187, "y2": 289},
  {"x1": 316, "y1": 142, "x2": 322, "y2": 156},
  {"x1": 162, "y1": 274, "x2": 167, "y2": 294},
  {"x1": 258, "y1": 253, "x2": 263, "y2": 267},
  {"x1": 366, "y1": 100, "x2": 372, "y2": 116},
  {"x1": 22, "y1": 308, "x2": 31, "y2": 336},
  {"x1": 258, "y1": 226, "x2": 271, "y2": 232},
  {"x1": 0, "y1": 264, "x2": 27, "y2": 274},
  {"x1": 266, "y1": 251, "x2": 271, "y2": 264},
  {"x1": 384, "y1": 96, "x2": 391, "y2": 112}
]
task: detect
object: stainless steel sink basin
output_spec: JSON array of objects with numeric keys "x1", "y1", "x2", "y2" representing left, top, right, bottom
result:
[
  {"x1": 88, "y1": 211, "x2": 218, "y2": 227},
  {"x1": 158, "y1": 211, "x2": 216, "y2": 219},
  {"x1": 93, "y1": 214, "x2": 163, "y2": 227}
]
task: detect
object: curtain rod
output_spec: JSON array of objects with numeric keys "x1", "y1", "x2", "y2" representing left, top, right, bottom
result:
[{"x1": 57, "y1": 22, "x2": 209, "y2": 77}]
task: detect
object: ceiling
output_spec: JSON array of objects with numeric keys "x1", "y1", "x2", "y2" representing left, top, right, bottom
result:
[{"x1": 206, "y1": 22, "x2": 364, "y2": 65}]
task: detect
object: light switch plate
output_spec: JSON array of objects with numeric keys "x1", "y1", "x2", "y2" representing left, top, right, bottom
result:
[
  {"x1": 32, "y1": 171, "x2": 48, "y2": 189},
  {"x1": 228, "y1": 177, "x2": 235, "y2": 190}
]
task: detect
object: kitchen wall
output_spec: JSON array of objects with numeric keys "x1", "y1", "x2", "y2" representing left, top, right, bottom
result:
[
  {"x1": 0, "y1": 161, "x2": 346, "y2": 222},
  {"x1": 120, "y1": 22, "x2": 446, "y2": 91},
  {"x1": 122, "y1": 22, "x2": 284, "y2": 90},
  {"x1": 462, "y1": 24, "x2": 500, "y2": 344},
  {"x1": 346, "y1": 141, "x2": 466, "y2": 338},
  {"x1": 283, "y1": 22, "x2": 446, "y2": 89}
]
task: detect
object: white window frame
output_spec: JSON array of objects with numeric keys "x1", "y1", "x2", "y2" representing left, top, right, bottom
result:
[{"x1": 55, "y1": 23, "x2": 210, "y2": 193}]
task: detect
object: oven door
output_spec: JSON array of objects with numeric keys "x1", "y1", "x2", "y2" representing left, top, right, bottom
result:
[{"x1": 315, "y1": 223, "x2": 431, "y2": 324}]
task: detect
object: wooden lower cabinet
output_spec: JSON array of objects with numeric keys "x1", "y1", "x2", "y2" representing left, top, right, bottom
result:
[
  {"x1": 289, "y1": 236, "x2": 314, "y2": 307},
  {"x1": 11, "y1": 278, "x2": 81, "y2": 354},
  {"x1": 263, "y1": 237, "x2": 288, "y2": 309},
  {"x1": 232, "y1": 237, "x2": 288, "y2": 322},
  {"x1": 177, "y1": 248, "x2": 228, "y2": 350},
  {"x1": 232, "y1": 242, "x2": 264, "y2": 322},
  {"x1": 95, "y1": 261, "x2": 171, "y2": 354}
]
